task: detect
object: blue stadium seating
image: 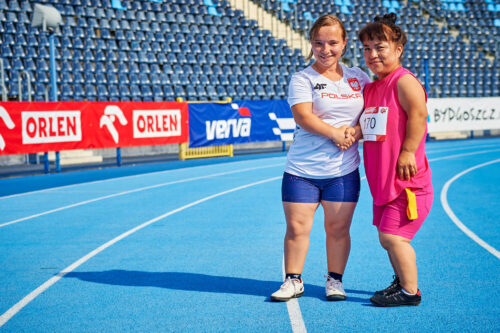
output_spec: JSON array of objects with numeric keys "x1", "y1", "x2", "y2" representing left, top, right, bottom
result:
[{"x1": 1, "y1": 0, "x2": 498, "y2": 101}]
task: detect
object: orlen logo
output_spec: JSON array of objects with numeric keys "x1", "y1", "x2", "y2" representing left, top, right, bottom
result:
[
  {"x1": 206, "y1": 103, "x2": 251, "y2": 140},
  {"x1": 364, "y1": 106, "x2": 388, "y2": 114},
  {"x1": 100, "y1": 105, "x2": 128, "y2": 144},
  {"x1": 0, "y1": 106, "x2": 15, "y2": 151},
  {"x1": 133, "y1": 109, "x2": 181, "y2": 138},
  {"x1": 21, "y1": 110, "x2": 82, "y2": 144}
]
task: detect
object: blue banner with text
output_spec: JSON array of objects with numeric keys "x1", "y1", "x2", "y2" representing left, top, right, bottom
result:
[{"x1": 188, "y1": 100, "x2": 296, "y2": 148}]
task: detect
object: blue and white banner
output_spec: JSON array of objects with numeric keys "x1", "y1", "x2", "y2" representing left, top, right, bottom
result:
[{"x1": 188, "y1": 100, "x2": 296, "y2": 148}]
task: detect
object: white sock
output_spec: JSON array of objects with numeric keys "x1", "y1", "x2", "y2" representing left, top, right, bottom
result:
[{"x1": 401, "y1": 288, "x2": 416, "y2": 296}]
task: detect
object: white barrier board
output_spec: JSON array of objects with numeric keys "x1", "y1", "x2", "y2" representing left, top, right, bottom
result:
[{"x1": 427, "y1": 97, "x2": 500, "y2": 133}]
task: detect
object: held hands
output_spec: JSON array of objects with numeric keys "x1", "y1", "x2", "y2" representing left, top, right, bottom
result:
[
  {"x1": 333, "y1": 125, "x2": 357, "y2": 151},
  {"x1": 397, "y1": 150, "x2": 418, "y2": 180}
]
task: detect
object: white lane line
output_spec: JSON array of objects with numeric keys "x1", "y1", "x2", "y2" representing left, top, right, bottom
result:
[
  {"x1": 440, "y1": 158, "x2": 500, "y2": 259},
  {"x1": 357, "y1": 148, "x2": 500, "y2": 182},
  {"x1": 426, "y1": 143, "x2": 500, "y2": 154},
  {"x1": 428, "y1": 148, "x2": 500, "y2": 162},
  {"x1": 0, "y1": 163, "x2": 284, "y2": 229},
  {"x1": 0, "y1": 156, "x2": 287, "y2": 200},
  {"x1": 0, "y1": 176, "x2": 282, "y2": 327},
  {"x1": 281, "y1": 256, "x2": 307, "y2": 333},
  {"x1": 3, "y1": 142, "x2": 498, "y2": 201},
  {"x1": 2, "y1": 146, "x2": 499, "y2": 327},
  {"x1": 2, "y1": 145, "x2": 498, "y2": 203}
]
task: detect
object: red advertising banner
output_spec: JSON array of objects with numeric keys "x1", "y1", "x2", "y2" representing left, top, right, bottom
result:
[{"x1": 0, "y1": 101, "x2": 188, "y2": 155}]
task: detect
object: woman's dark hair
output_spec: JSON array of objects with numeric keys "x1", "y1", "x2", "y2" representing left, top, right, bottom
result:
[
  {"x1": 358, "y1": 13, "x2": 407, "y2": 58},
  {"x1": 306, "y1": 14, "x2": 347, "y2": 61}
]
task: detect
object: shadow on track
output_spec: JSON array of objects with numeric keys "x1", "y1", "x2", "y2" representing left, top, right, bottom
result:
[{"x1": 65, "y1": 270, "x2": 372, "y2": 303}]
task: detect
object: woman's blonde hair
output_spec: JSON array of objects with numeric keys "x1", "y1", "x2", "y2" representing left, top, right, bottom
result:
[{"x1": 307, "y1": 14, "x2": 347, "y2": 61}]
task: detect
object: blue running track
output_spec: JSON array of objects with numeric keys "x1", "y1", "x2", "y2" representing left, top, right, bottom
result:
[{"x1": 0, "y1": 138, "x2": 499, "y2": 332}]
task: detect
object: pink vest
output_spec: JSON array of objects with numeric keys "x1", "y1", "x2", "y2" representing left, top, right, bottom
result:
[{"x1": 363, "y1": 67, "x2": 432, "y2": 205}]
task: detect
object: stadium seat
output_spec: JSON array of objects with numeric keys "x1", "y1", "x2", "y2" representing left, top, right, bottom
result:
[
  {"x1": 60, "y1": 84, "x2": 73, "y2": 99},
  {"x1": 185, "y1": 85, "x2": 196, "y2": 100},
  {"x1": 111, "y1": 0, "x2": 126, "y2": 10},
  {"x1": 141, "y1": 85, "x2": 153, "y2": 101},
  {"x1": 1, "y1": 0, "x2": 490, "y2": 104},
  {"x1": 96, "y1": 84, "x2": 108, "y2": 99},
  {"x1": 60, "y1": 71, "x2": 73, "y2": 85},
  {"x1": 1, "y1": 45, "x2": 13, "y2": 57},
  {"x1": 340, "y1": 6, "x2": 352, "y2": 14},
  {"x1": 198, "y1": 74, "x2": 209, "y2": 86},
  {"x1": 129, "y1": 84, "x2": 140, "y2": 100},
  {"x1": 215, "y1": 85, "x2": 227, "y2": 97},
  {"x1": 71, "y1": 83, "x2": 84, "y2": 99},
  {"x1": 222, "y1": 85, "x2": 234, "y2": 97},
  {"x1": 118, "y1": 84, "x2": 129, "y2": 97},
  {"x1": 243, "y1": 84, "x2": 255, "y2": 96},
  {"x1": 188, "y1": 74, "x2": 200, "y2": 85},
  {"x1": 208, "y1": 6, "x2": 221, "y2": 16},
  {"x1": 152, "y1": 85, "x2": 163, "y2": 101},
  {"x1": 179, "y1": 74, "x2": 190, "y2": 85},
  {"x1": 107, "y1": 84, "x2": 120, "y2": 101},
  {"x1": 234, "y1": 85, "x2": 245, "y2": 97},
  {"x1": 266, "y1": 86, "x2": 277, "y2": 99},
  {"x1": 256, "y1": 85, "x2": 267, "y2": 98},
  {"x1": 196, "y1": 86, "x2": 207, "y2": 98},
  {"x1": 163, "y1": 85, "x2": 175, "y2": 100},
  {"x1": 275, "y1": 85, "x2": 286, "y2": 98},
  {"x1": 24, "y1": 58, "x2": 36, "y2": 71}
]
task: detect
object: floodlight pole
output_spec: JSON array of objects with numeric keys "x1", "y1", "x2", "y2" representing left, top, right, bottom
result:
[
  {"x1": 32, "y1": 4, "x2": 62, "y2": 173},
  {"x1": 424, "y1": 58, "x2": 430, "y2": 142},
  {"x1": 49, "y1": 30, "x2": 61, "y2": 172},
  {"x1": 49, "y1": 33, "x2": 58, "y2": 103},
  {"x1": 48, "y1": 31, "x2": 61, "y2": 173},
  {"x1": 42, "y1": 31, "x2": 60, "y2": 173},
  {"x1": 424, "y1": 58, "x2": 430, "y2": 93}
]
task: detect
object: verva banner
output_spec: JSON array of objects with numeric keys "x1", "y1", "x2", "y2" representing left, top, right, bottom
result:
[
  {"x1": 0, "y1": 101, "x2": 188, "y2": 155},
  {"x1": 188, "y1": 100, "x2": 295, "y2": 148}
]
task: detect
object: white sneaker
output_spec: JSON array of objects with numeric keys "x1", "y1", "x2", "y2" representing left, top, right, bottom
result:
[
  {"x1": 325, "y1": 275, "x2": 346, "y2": 301},
  {"x1": 271, "y1": 277, "x2": 304, "y2": 302}
]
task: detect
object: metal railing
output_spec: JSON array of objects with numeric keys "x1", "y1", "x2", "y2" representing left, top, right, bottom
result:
[
  {"x1": 0, "y1": 59, "x2": 7, "y2": 102},
  {"x1": 18, "y1": 70, "x2": 33, "y2": 102},
  {"x1": 17, "y1": 70, "x2": 35, "y2": 164}
]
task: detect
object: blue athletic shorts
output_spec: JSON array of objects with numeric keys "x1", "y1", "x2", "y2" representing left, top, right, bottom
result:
[{"x1": 281, "y1": 169, "x2": 360, "y2": 203}]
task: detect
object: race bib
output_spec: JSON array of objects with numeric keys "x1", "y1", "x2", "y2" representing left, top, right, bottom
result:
[{"x1": 359, "y1": 106, "x2": 388, "y2": 141}]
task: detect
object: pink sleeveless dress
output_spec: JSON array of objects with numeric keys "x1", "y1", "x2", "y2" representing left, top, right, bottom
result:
[{"x1": 362, "y1": 66, "x2": 432, "y2": 206}]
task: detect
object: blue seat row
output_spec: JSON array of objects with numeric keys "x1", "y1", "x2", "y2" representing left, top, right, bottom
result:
[
  {"x1": 50, "y1": 83, "x2": 288, "y2": 102},
  {"x1": 2, "y1": 0, "x2": 498, "y2": 101}
]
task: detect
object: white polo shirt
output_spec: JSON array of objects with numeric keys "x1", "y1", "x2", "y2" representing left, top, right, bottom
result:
[{"x1": 286, "y1": 64, "x2": 370, "y2": 178}]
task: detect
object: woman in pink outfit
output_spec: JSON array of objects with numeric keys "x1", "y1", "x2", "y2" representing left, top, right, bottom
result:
[{"x1": 355, "y1": 13, "x2": 433, "y2": 307}]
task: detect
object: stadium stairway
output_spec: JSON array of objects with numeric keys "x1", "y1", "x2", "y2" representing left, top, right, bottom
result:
[{"x1": 228, "y1": 0, "x2": 309, "y2": 57}]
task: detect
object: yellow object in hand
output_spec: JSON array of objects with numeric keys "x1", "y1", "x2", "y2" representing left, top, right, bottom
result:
[{"x1": 405, "y1": 188, "x2": 418, "y2": 220}]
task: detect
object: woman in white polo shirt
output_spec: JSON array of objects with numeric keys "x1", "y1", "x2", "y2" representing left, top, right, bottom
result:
[{"x1": 271, "y1": 14, "x2": 370, "y2": 302}]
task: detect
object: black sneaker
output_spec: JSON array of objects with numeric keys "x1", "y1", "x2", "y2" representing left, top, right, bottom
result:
[
  {"x1": 374, "y1": 275, "x2": 400, "y2": 296},
  {"x1": 370, "y1": 286, "x2": 421, "y2": 307}
]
